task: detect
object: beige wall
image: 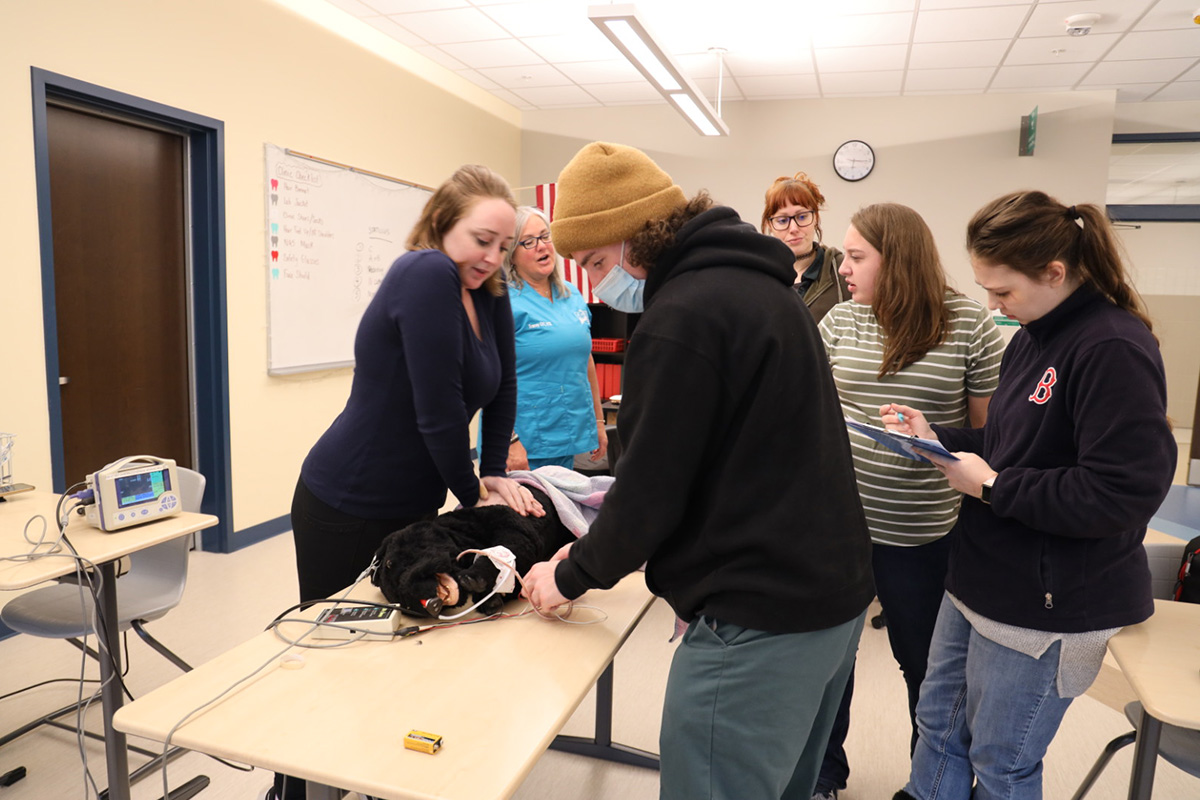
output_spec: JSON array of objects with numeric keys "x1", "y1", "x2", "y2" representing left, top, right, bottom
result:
[
  {"x1": 522, "y1": 92, "x2": 1116, "y2": 301},
  {"x1": 523, "y1": 93, "x2": 1200, "y2": 425},
  {"x1": 3, "y1": 0, "x2": 521, "y2": 532}
]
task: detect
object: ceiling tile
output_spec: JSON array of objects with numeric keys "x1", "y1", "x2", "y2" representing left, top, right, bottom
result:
[
  {"x1": 363, "y1": 0, "x2": 468, "y2": 12},
  {"x1": 488, "y1": 87, "x2": 535, "y2": 110},
  {"x1": 1004, "y1": 33, "x2": 1121, "y2": 65},
  {"x1": 917, "y1": 0, "x2": 1030, "y2": 8},
  {"x1": 361, "y1": 15, "x2": 428, "y2": 46},
  {"x1": 476, "y1": 63, "x2": 572, "y2": 88},
  {"x1": 1151, "y1": 80, "x2": 1200, "y2": 101},
  {"x1": 914, "y1": 6, "x2": 1030, "y2": 43},
  {"x1": 836, "y1": 0, "x2": 918, "y2": 12},
  {"x1": 1133, "y1": 0, "x2": 1200, "y2": 32},
  {"x1": 811, "y1": 11, "x2": 915, "y2": 48},
  {"x1": 724, "y1": 51, "x2": 815, "y2": 76},
  {"x1": 1021, "y1": 0, "x2": 1156, "y2": 39},
  {"x1": 692, "y1": 76, "x2": 744, "y2": 102},
  {"x1": 583, "y1": 82, "x2": 667, "y2": 104},
  {"x1": 455, "y1": 69, "x2": 501, "y2": 91},
  {"x1": 820, "y1": 70, "x2": 906, "y2": 94},
  {"x1": 390, "y1": 7, "x2": 509, "y2": 43},
  {"x1": 1107, "y1": 29, "x2": 1200, "y2": 60},
  {"x1": 909, "y1": 39, "x2": 1010, "y2": 69},
  {"x1": 1082, "y1": 58, "x2": 1198, "y2": 85},
  {"x1": 1184, "y1": 62, "x2": 1200, "y2": 80},
  {"x1": 438, "y1": 38, "x2": 543, "y2": 68},
  {"x1": 904, "y1": 66, "x2": 994, "y2": 91},
  {"x1": 990, "y1": 61, "x2": 1092, "y2": 88},
  {"x1": 326, "y1": 0, "x2": 379, "y2": 16},
  {"x1": 412, "y1": 44, "x2": 468, "y2": 70},
  {"x1": 815, "y1": 44, "x2": 909, "y2": 73},
  {"x1": 478, "y1": 0, "x2": 593, "y2": 38},
  {"x1": 519, "y1": 30, "x2": 619, "y2": 63},
  {"x1": 675, "y1": 52, "x2": 735, "y2": 82},
  {"x1": 737, "y1": 74, "x2": 821, "y2": 99},
  {"x1": 554, "y1": 59, "x2": 644, "y2": 84},
  {"x1": 510, "y1": 84, "x2": 602, "y2": 107}
]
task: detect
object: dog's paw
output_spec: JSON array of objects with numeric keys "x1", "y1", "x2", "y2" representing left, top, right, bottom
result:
[
  {"x1": 478, "y1": 595, "x2": 505, "y2": 616},
  {"x1": 458, "y1": 563, "x2": 498, "y2": 594}
]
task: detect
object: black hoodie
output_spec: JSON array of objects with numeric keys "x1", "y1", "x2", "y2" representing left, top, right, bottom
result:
[{"x1": 555, "y1": 207, "x2": 874, "y2": 633}]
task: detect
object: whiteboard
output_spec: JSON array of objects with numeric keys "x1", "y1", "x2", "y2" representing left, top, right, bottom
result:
[{"x1": 265, "y1": 144, "x2": 432, "y2": 374}]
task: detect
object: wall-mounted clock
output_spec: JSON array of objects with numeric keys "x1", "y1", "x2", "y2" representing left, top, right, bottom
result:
[{"x1": 833, "y1": 140, "x2": 875, "y2": 182}]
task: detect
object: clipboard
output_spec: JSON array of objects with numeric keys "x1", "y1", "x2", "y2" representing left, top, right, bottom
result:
[{"x1": 844, "y1": 419, "x2": 959, "y2": 464}]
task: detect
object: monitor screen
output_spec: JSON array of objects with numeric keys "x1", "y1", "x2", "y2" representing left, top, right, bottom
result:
[{"x1": 115, "y1": 468, "x2": 172, "y2": 509}]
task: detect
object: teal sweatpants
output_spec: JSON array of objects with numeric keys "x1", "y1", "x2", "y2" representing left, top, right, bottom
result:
[{"x1": 660, "y1": 610, "x2": 866, "y2": 800}]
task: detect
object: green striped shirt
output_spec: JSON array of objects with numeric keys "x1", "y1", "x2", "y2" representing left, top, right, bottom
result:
[{"x1": 819, "y1": 293, "x2": 1005, "y2": 546}]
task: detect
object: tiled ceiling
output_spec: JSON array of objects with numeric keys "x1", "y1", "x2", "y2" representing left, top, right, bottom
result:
[{"x1": 317, "y1": 0, "x2": 1200, "y2": 108}]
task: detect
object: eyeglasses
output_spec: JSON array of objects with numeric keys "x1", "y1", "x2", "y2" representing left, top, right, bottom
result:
[
  {"x1": 768, "y1": 212, "x2": 815, "y2": 231},
  {"x1": 517, "y1": 232, "x2": 553, "y2": 250}
]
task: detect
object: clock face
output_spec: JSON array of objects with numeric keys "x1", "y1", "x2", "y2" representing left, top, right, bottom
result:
[{"x1": 833, "y1": 140, "x2": 875, "y2": 182}]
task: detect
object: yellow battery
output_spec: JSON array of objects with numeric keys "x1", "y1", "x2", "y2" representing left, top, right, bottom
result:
[{"x1": 404, "y1": 729, "x2": 443, "y2": 754}]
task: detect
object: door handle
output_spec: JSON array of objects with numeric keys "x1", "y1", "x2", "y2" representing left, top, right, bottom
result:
[{"x1": 59, "y1": 376, "x2": 70, "y2": 386}]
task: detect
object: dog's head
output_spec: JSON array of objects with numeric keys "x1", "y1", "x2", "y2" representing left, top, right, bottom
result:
[{"x1": 370, "y1": 520, "x2": 470, "y2": 617}]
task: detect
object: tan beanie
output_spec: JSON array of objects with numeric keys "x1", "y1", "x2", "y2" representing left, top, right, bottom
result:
[{"x1": 550, "y1": 142, "x2": 687, "y2": 259}]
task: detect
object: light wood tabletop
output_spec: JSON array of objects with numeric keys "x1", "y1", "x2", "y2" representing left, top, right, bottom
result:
[
  {"x1": 1107, "y1": 598, "x2": 1200, "y2": 731},
  {"x1": 0, "y1": 490, "x2": 217, "y2": 590},
  {"x1": 114, "y1": 572, "x2": 656, "y2": 800},
  {"x1": 0, "y1": 489, "x2": 218, "y2": 800}
]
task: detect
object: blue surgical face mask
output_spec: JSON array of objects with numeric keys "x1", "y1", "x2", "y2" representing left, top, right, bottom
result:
[{"x1": 592, "y1": 243, "x2": 645, "y2": 313}]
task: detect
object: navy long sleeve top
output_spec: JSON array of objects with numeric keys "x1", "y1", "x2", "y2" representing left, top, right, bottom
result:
[{"x1": 301, "y1": 249, "x2": 516, "y2": 518}]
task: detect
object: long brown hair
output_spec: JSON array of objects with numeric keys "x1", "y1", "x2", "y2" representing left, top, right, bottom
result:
[
  {"x1": 761, "y1": 172, "x2": 826, "y2": 242},
  {"x1": 406, "y1": 164, "x2": 516, "y2": 297},
  {"x1": 850, "y1": 203, "x2": 954, "y2": 377},
  {"x1": 966, "y1": 190, "x2": 1153, "y2": 334}
]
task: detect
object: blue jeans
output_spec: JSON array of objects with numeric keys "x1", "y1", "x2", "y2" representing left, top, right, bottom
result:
[
  {"x1": 660, "y1": 611, "x2": 865, "y2": 800},
  {"x1": 816, "y1": 536, "x2": 950, "y2": 794},
  {"x1": 905, "y1": 595, "x2": 1074, "y2": 800}
]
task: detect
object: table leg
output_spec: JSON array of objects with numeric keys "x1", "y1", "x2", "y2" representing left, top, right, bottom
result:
[
  {"x1": 549, "y1": 662, "x2": 659, "y2": 769},
  {"x1": 97, "y1": 561, "x2": 131, "y2": 800},
  {"x1": 305, "y1": 782, "x2": 340, "y2": 800},
  {"x1": 1127, "y1": 709, "x2": 1162, "y2": 800}
]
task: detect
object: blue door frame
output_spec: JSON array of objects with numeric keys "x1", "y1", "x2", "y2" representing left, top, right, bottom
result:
[{"x1": 31, "y1": 67, "x2": 236, "y2": 552}]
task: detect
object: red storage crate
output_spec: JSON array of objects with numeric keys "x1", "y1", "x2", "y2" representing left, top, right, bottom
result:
[{"x1": 592, "y1": 337, "x2": 626, "y2": 353}]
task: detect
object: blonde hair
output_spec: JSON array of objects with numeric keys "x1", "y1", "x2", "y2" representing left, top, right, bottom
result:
[
  {"x1": 406, "y1": 164, "x2": 516, "y2": 297},
  {"x1": 503, "y1": 206, "x2": 567, "y2": 300}
]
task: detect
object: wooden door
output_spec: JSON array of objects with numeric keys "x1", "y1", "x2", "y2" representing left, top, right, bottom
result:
[{"x1": 48, "y1": 104, "x2": 193, "y2": 486}]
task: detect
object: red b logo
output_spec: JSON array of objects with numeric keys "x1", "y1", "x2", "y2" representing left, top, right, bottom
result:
[{"x1": 1029, "y1": 367, "x2": 1057, "y2": 405}]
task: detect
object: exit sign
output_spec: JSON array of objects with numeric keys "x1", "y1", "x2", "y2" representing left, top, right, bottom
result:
[{"x1": 1019, "y1": 106, "x2": 1038, "y2": 156}]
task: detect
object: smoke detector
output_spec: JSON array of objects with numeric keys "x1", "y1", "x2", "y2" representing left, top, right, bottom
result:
[{"x1": 1065, "y1": 13, "x2": 1101, "y2": 36}]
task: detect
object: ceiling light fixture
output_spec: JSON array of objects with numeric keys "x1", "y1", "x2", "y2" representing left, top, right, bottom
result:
[{"x1": 588, "y1": 4, "x2": 729, "y2": 137}]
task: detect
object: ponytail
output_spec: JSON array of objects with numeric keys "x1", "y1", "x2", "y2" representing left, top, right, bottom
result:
[{"x1": 966, "y1": 191, "x2": 1154, "y2": 336}]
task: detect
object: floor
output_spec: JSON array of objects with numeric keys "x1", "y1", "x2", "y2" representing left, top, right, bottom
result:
[{"x1": 0, "y1": 436, "x2": 1196, "y2": 799}]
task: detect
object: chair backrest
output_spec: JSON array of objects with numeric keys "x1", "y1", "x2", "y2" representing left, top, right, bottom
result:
[{"x1": 121, "y1": 467, "x2": 206, "y2": 622}]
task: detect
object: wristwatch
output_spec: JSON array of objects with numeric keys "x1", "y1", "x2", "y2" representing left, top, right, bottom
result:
[
  {"x1": 509, "y1": 431, "x2": 520, "y2": 445},
  {"x1": 980, "y1": 476, "x2": 996, "y2": 504}
]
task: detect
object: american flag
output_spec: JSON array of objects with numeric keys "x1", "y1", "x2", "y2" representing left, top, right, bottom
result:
[{"x1": 536, "y1": 183, "x2": 597, "y2": 303}]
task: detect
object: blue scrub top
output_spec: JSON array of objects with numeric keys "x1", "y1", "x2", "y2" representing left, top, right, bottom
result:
[{"x1": 509, "y1": 281, "x2": 599, "y2": 459}]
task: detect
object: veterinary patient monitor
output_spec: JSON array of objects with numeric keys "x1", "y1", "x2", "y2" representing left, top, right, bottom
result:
[{"x1": 85, "y1": 455, "x2": 181, "y2": 531}]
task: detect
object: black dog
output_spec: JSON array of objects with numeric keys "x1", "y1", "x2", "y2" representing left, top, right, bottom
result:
[{"x1": 371, "y1": 486, "x2": 574, "y2": 618}]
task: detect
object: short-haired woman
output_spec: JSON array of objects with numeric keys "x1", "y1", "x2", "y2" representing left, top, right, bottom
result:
[{"x1": 761, "y1": 171, "x2": 847, "y2": 321}]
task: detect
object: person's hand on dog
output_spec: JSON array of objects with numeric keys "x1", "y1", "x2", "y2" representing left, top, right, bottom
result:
[
  {"x1": 479, "y1": 475, "x2": 545, "y2": 517},
  {"x1": 522, "y1": 559, "x2": 569, "y2": 613}
]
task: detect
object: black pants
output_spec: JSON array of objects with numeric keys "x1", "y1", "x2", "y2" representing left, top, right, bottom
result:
[
  {"x1": 275, "y1": 477, "x2": 436, "y2": 800},
  {"x1": 815, "y1": 534, "x2": 951, "y2": 795}
]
